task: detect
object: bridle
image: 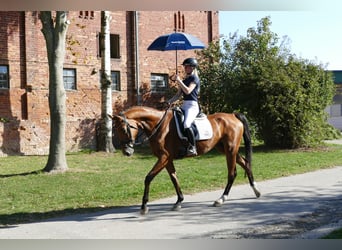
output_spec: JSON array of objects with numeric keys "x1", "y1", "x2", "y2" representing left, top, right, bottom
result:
[
  {"x1": 117, "y1": 106, "x2": 171, "y2": 148},
  {"x1": 117, "y1": 112, "x2": 138, "y2": 149}
]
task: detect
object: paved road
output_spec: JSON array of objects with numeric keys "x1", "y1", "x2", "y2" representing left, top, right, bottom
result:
[{"x1": 1, "y1": 166, "x2": 341, "y2": 239}]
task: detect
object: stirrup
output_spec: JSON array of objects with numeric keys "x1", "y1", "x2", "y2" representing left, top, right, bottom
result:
[{"x1": 187, "y1": 146, "x2": 197, "y2": 156}]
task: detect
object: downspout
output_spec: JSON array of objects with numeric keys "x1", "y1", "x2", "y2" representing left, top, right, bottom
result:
[
  {"x1": 207, "y1": 11, "x2": 213, "y2": 43},
  {"x1": 134, "y1": 11, "x2": 141, "y2": 105}
]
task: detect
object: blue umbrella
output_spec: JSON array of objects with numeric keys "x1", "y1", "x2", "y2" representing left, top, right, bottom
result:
[{"x1": 147, "y1": 32, "x2": 206, "y2": 72}]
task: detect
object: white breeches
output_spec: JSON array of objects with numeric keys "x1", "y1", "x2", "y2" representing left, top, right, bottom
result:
[{"x1": 181, "y1": 100, "x2": 199, "y2": 128}]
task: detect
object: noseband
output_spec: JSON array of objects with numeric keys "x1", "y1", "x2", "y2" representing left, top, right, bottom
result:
[{"x1": 118, "y1": 112, "x2": 138, "y2": 148}]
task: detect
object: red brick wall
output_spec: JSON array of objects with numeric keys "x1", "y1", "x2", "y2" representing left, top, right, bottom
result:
[{"x1": 0, "y1": 11, "x2": 219, "y2": 156}]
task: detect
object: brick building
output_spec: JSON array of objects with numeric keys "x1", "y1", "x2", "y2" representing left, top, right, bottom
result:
[{"x1": 0, "y1": 11, "x2": 219, "y2": 156}]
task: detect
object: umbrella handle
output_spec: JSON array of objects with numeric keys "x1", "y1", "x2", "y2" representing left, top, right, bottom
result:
[
  {"x1": 176, "y1": 47, "x2": 178, "y2": 75},
  {"x1": 169, "y1": 73, "x2": 177, "y2": 82}
]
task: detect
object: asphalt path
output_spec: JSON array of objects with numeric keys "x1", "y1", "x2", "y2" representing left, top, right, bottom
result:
[{"x1": 1, "y1": 166, "x2": 341, "y2": 239}]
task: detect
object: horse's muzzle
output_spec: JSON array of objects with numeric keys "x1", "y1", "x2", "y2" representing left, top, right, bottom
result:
[{"x1": 122, "y1": 143, "x2": 134, "y2": 156}]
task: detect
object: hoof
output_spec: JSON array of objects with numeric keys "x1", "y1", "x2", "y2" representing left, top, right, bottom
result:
[
  {"x1": 213, "y1": 195, "x2": 228, "y2": 207},
  {"x1": 213, "y1": 199, "x2": 223, "y2": 207},
  {"x1": 140, "y1": 207, "x2": 149, "y2": 215},
  {"x1": 172, "y1": 203, "x2": 182, "y2": 211},
  {"x1": 252, "y1": 182, "x2": 261, "y2": 198},
  {"x1": 254, "y1": 189, "x2": 261, "y2": 198}
]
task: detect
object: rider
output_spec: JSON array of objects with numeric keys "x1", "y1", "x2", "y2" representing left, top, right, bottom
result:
[{"x1": 168, "y1": 57, "x2": 200, "y2": 156}]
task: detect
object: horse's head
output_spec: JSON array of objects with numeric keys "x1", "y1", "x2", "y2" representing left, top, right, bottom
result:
[{"x1": 112, "y1": 113, "x2": 140, "y2": 156}]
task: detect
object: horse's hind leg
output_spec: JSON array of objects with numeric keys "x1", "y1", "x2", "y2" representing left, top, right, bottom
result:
[
  {"x1": 166, "y1": 161, "x2": 184, "y2": 211},
  {"x1": 214, "y1": 152, "x2": 237, "y2": 207},
  {"x1": 236, "y1": 154, "x2": 261, "y2": 198}
]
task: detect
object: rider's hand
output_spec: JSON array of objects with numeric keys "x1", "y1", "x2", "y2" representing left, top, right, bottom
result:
[
  {"x1": 169, "y1": 74, "x2": 177, "y2": 82},
  {"x1": 176, "y1": 75, "x2": 182, "y2": 83}
]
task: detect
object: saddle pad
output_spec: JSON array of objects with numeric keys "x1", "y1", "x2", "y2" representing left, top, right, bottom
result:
[
  {"x1": 174, "y1": 111, "x2": 213, "y2": 141},
  {"x1": 193, "y1": 117, "x2": 213, "y2": 140}
]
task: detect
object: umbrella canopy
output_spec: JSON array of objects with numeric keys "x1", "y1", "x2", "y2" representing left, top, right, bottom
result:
[
  {"x1": 147, "y1": 32, "x2": 206, "y2": 72},
  {"x1": 147, "y1": 32, "x2": 206, "y2": 51}
]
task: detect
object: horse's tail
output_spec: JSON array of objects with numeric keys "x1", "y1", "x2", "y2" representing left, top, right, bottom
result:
[{"x1": 234, "y1": 112, "x2": 252, "y2": 168}]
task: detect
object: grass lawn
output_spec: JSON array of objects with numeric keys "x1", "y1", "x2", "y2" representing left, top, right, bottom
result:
[{"x1": 1, "y1": 143, "x2": 342, "y2": 225}]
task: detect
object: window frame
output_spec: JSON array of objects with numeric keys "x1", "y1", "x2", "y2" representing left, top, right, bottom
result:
[
  {"x1": 99, "y1": 70, "x2": 121, "y2": 92},
  {"x1": 63, "y1": 68, "x2": 77, "y2": 90},
  {"x1": 0, "y1": 65, "x2": 9, "y2": 89},
  {"x1": 98, "y1": 33, "x2": 120, "y2": 59},
  {"x1": 79, "y1": 11, "x2": 95, "y2": 19},
  {"x1": 110, "y1": 34, "x2": 120, "y2": 59},
  {"x1": 150, "y1": 73, "x2": 168, "y2": 93},
  {"x1": 111, "y1": 70, "x2": 121, "y2": 91}
]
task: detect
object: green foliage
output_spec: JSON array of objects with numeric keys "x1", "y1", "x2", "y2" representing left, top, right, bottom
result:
[
  {"x1": 197, "y1": 16, "x2": 336, "y2": 148},
  {"x1": 322, "y1": 227, "x2": 342, "y2": 239},
  {"x1": 0, "y1": 117, "x2": 9, "y2": 123}
]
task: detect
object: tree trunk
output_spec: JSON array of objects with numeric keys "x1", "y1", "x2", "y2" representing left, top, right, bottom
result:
[
  {"x1": 40, "y1": 11, "x2": 69, "y2": 172},
  {"x1": 98, "y1": 11, "x2": 115, "y2": 153}
]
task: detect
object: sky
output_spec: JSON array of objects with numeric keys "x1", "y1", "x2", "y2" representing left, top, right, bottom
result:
[{"x1": 219, "y1": 10, "x2": 342, "y2": 70}]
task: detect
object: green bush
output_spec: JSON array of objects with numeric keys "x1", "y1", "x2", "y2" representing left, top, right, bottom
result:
[{"x1": 197, "y1": 16, "x2": 336, "y2": 148}]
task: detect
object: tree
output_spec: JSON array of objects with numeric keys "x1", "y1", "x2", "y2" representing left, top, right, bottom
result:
[
  {"x1": 197, "y1": 16, "x2": 336, "y2": 148},
  {"x1": 196, "y1": 39, "x2": 229, "y2": 114},
  {"x1": 97, "y1": 11, "x2": 115, "y2": 153},
  {"x1": 40, "y1": 11, "x2": 69, "y2": 172}
]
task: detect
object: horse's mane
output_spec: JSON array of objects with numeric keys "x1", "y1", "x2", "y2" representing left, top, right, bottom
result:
[
  {"x1": 124, "y1": 106, "x2": 166, "y2": 120},
  {"x1": 126, "y1": 106, "x2": 160, "y2": 113}
]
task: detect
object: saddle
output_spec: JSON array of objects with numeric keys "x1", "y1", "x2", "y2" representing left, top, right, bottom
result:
[{"x1": 173, "y1": 107, "x2": 213, "y2": 141}]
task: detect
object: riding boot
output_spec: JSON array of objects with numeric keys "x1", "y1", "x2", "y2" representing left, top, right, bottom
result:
[{"x1": 184, "y1": 127, "x2": 197, "y2": 156}]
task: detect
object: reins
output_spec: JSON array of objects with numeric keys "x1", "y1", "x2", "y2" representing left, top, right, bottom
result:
[
  {"x1": 119, "y1": 105, "x2": 171, "y2": 145},
  {"x1": 143, "y1": 105, "x2": 171, "y2": 142}
]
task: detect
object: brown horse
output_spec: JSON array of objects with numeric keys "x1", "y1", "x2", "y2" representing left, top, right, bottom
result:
[{"x1": 112, "y1": 106, "x2": 260, "y2": 215}]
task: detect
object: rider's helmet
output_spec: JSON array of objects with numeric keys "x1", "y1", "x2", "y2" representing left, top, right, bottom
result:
[{"x1": 182, "y1": 57, "x2": 198, "y2": 68}]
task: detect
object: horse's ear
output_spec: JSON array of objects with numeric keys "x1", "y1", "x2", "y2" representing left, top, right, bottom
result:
[
  {"x1": 109, "y1": 114, "x2": 121, "y2": 121},
  {"x1": 139, "y1": 121, "x2": 147, "y2": 129}
]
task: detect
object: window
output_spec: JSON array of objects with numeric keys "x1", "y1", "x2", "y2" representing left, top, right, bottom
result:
[
  {"x1": 151, "y1": 74, "x2": 168, "y2": 93},
  {"x1": 0, "y1": 65, "x2": 9, "y2": 89},
  {"x1": 110, "y1": 34, "x2": 120, "y2": 59},
  {"x1": 98, "y1": 33, "x2": 120, "y2": 59},
  {"x1": 329, "y1": 104, "x2": 342, "y2": 117},
  {"x1": 63, "y1": 68, "x2": 76, "y2": 90},
  {"x1": 79, "y1": 11, "x2": 94, "y2": 19},
  {"x1": 174, "y1": 11, "x2": 185, "y2": 32},
  {"x1": 99, "y1": 70, "x2": 121, "y2": 91},
  {"x1": 111, "y1": 71, "x2": 120, "y2": 91}
]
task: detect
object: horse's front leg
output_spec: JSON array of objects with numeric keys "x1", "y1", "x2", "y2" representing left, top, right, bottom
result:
[
  {"x1": 141, "y1": 174, "x2": 153, "y2": 215},
  {"x1": 140, "y1": 157, "x2": 168, "y2": 215},
  {"x1": 166, "y1": 161, "x2": 184, "y2": 211}
]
